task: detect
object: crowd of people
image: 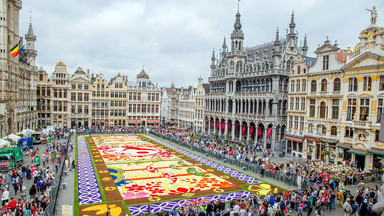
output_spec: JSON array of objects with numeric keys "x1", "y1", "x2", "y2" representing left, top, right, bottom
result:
[
  {"x1": 0, "y1": 128, "x2": 70, "y2": 215},
  {"x1": 151, "y1": 125, "x2": 383, "y2": 216}
]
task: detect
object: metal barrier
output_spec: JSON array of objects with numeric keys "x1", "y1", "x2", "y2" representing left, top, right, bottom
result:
[{"x1": 43, "y1": 134, "x2": 71, "y2": 216}]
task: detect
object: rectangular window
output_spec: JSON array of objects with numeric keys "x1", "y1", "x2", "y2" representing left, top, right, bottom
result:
[
  {"x1": 363, "y1": 77, "x2": 372, "y2": 91},
  {"x1": 378, "y1": 99, "x2": 384, "y2": 123},
  {"x1": 347, "y1": 98, "x2": 357, "y2": 121},
  {"x1": 300, "y1": 117, "x2": 304, "y2": 130},
  {"x1": 296, "y1": 80, "x2": 300, "y2": 92},
  {"x1": 78, "y1": 93, "x2": 82, "y2": 101},
  {"x1": 294, "y1": 116, "x2": 298, "y2": 130},
  {"x1": 295, "y1": 97, "x2": 299, "y2": 110},
  {"x1": 309, "y1": 99, "x2": 316, "y2": 117},
  {"x1": 289, "y1": 116, "x2": 293, "y2": 129},
  {"x1": 332, "y1": 99, "x2": 339, "y2": 119},
  {"x1": 129, "y1": 92, "x2": 132, "y2": 100},
  {"x1": 376, "y1": 130, "x2": 380, "y2": 142},
  {"x1": 380, "y1": 76, "x2": 384, "y2": 91},
  {"x1": 345, "y1": 126, "x2": 354, "y2": 137},
  {"x1": 301, "y1": 98, "x2": 305, "y2": 111},
  {"x1": 322, "y1": 55, "x2": 329, "y2": 70},
  {"x1": 302, "y1": 79, "x2": 306, "y2": 92},
  {"x1": 71, "y1": 93, "x2": 76, "y2": 101},
  {"x1": 138, "y1": 93, "x2": 141, "y2": 101},
  {"x1": 349, "y1": 78, "x2": 358, "y2": 92},
  {"x1": 290, "y1": 97, "x2": 294, "y2": 110},
  {"x1": 291, "y1": 80, "x2": 295, "y2": 92},
  {"x1": 360, "y1": 98, "x2": 370, "y2": 121},
  {"x1": 72, "y1": 84, "x2": 76, "y2": 89}
]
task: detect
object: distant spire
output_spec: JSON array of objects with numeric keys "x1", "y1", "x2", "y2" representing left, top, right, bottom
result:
[
  {"x1": 211, "y1": 49, "x2": 216, "y2": 63},
  {"x1": 275, "y1": 28, "x2": 280, "y2": 42},
  {"x1": 289, "y1": 10, "x2": 296, "y2": 36},
  {"x1": 234, "y1": 11, "x2": 242, "y2": 30},
  {"x1": 302, "y1": 34, "x2": 308, "y2": 56},
  {"x1": 26, "y1": 10, "x2": 36, "y2": 41}
]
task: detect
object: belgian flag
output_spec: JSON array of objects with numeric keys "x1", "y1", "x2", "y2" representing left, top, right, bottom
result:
[{"x1": 9, "y1": 43, "x2": 20, "y2": 57}]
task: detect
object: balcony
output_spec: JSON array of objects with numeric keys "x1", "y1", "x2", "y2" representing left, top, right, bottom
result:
[
  {"x1": 353, "y1": 120, "x2": 370, "y2": 129},
  {"x1": 69, "y1": 114, "x2": 90, "y2": 118}
]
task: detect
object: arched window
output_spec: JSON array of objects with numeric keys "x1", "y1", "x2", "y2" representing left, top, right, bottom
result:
[
  {"x1": 331, "y1": 126, "x2": 337, "y2": 136},
  {"x1": 236, "y1": 61, "x2": 243, "y2": 73},
  {"x1": 320, "y1": 102, "x2": 327, "y2": 118},
  {"x1": 333, "y1": 78, "x2": 341, "y2": 92},
  {"x1": 297, "y1": 66, "x2": 301, "y2": 75},
  {"x1": 308, "y1": 123, "x2": 313, "y2": 132},
  {"x1": 321, "y1": 79, "x2": 327, "y2": 92},
  {"x1": 39, "y1": 74, "x2": 43, "y2": 81},
  {"x1": 230, "y1": 61, "x2": 234, "y2": 73},
  {"x1": 317, "y1": 125, "x2": 326, "y2": 135},
  {"x1": 311, "y1": 80, "x2": 317, "y2": 92}
]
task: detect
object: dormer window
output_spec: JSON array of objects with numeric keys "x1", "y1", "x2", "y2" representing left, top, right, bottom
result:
[{"x1": 322, "y1": 55, "x2": 329, "y2": 70}]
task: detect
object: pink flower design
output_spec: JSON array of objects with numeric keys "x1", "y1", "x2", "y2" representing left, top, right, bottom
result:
[{"x1": 122, "y1": 191, "x2": 148, "y2": 200}]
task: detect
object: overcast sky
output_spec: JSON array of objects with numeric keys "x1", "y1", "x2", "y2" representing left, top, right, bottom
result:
[{"x1": 19, "y1": 0, "x2": 384, "y2": 87}]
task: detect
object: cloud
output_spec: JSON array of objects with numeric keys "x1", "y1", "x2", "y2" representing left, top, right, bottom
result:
[{"x1": 19, "y1": 0, "x2": 384, "y2": 87}]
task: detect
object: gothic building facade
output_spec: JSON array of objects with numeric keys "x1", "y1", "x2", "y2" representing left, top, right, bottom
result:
[
  {"x1": 205, "y1": 10, "x2": 312, "y2": 149},
  {"x1": 0, "y1": 0, "x2": 38, "y2": 137}
]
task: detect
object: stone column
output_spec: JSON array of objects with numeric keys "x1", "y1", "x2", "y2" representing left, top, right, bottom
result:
[
  {"x1": 240, "y1": 99, "x2": 243, "y2": 114},
  {"x1": 224, "y1": 119, "x2": 228, "y2": 136},
  {"x1": 213, "y1": 119, "x2": 216, "y2": 134},
  {"x1": 246, "y1": 122, "x2": 250, "y2": 143},
  {"x1": 239, "y1": 121, "x2": 243, "y2": 141},
  {"x1": 231, "y1": 120, "x2": 235, "y2": 140},
  {"x1": 271, "y1": 126, "x2": 276, "y2": 150},
  {"x1": 218, "y1": 119, "x2": 222, "y2": 136},
  {"x1": 263, "y1": 128, "x2": 268, "y2": 148},
  {"x1": 248, "y1": 100, "x2": 252, "y2": 114},
  {"x1": 254, "y1": 124, "x2": 258, "y2": 146}
]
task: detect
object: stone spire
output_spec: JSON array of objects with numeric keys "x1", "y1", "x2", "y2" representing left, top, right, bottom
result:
[
  {"x1": 231, "y1": 10, "x2": 244, "y2": 40},
  {"x1": 24, "y1": 13, "x2": 37, "y2": 66},
  {"x1": 222, "y1": 37, "x2": 227, "y2": 52},
  {"x1": 302, "y1": 34, "x2": 308, "y2": 56},
  {"x1": 274, "y1": 28, "x2": 280, "y2": 44},
  {"x1": 25, "y1": 11, "x2": 36, "y2": 42},
  {"x1": 211, "y1": 49, "x2": 216, "y2": 65},
  {"x1": 289, "y1": 11, "x2": 296, "y2": 36}
]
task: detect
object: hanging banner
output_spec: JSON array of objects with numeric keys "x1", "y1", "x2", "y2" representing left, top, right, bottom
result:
[{"x1": 267, "y1": 128, "x2": 273, "y2": 137}]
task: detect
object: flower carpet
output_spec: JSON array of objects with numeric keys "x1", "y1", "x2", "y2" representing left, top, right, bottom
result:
[{"x1": 75, "y1": 135, "x2": 285, "y2": 216}]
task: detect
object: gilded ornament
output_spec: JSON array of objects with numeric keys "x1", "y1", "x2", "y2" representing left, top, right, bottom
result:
[
  {"x1": 357, "y1": 76, "x2": 364, "y2": 82},
  {"x1": 148, "y1": 196, "x2": 161, "y2": 202},
  {"x1": 343, "y1": 77, "x2": 349, "y2": 82},
  {"x1": 371, "y1": 75, "x2": 380, "y2": 81}
]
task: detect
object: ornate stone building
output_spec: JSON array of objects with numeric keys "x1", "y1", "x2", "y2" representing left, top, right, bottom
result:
[
  {"x1": 287, "y1": 8, "x2": 384, "y2": 170},
  {"x1": 205, "y1": 10, "x2": 306, "y2": 149},
  {"x1": 0, "y1": 0, "x2": 38, "y2": 136},
  {"x1": 127, "y1": 67, "x2": 161, "y2": 126},
  {"x1": 37, "y1": 64, "x2": 161, "y2": 128},
  {"x1": 69, "y1": 67, "x2": 92, "y2": 128}
]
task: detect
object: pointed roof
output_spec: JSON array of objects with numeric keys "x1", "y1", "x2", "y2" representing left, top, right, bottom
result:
[
  {"x1": 302, "y1": 34, "x2": 308, "y2": 56},
  {"x1": 231, "y1": 11, "x2": 244, "y2": 39},
  {"x1": 25, "y1": 22, "x2": 36, "y2": 41}
]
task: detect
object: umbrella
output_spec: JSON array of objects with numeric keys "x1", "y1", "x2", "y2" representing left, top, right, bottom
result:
[
  {"x1": 21, "y1": 129, "x2": 35, "y2": 136},
  {"x1": 3, "y1": 133, "x2": 21, "y2": 142},
  {"x1": 0, "y1": 139, "x2": 10, "y2": 148}
]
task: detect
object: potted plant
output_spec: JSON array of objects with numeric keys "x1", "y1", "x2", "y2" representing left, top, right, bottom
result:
[{"x1": 322, "y1": 150, "x2": 330, "y2": 163}]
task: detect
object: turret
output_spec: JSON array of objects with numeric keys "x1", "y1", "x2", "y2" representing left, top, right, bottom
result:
[
  {"x1": 222, "y1": 37, "x2": 227, "y2": 54},
  {"x1": 230, "y1": 11, "x2": 244, "y2": 52},
  {"x1": 302, "y1": 34, "x2": 308, "y2": 56},
  {"x1": 273, "y1": 28, "x2": 282, "y2": 73},
  {"x1": 24, "y1": 18, "x2": 37, "y2": 66},
  {"x1": 287, "y1": 11, "x2": 297, "y2": 51},
  {"x1": 211, "y1": 49, "x2": 216, "y2": 76}
]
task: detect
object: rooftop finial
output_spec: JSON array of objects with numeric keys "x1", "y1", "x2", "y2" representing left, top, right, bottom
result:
[
  {"x1": 237, "y1": 0, "x2": 240, "y2": 12},
  {"x1": 30, "y1": 10, "x2": 32, "y2": 23}
]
